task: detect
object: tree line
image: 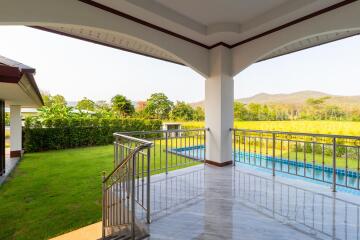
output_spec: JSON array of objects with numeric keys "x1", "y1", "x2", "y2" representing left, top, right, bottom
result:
[
  {"x1": 234, "y1": 96, "x2": 360, "y2": 121},
  {"x1": 39, "y1": 92, "x2": 205, "y2": 121},
  {"x1": 35, "y1": 93, "x2": 360, "y2": 122}
]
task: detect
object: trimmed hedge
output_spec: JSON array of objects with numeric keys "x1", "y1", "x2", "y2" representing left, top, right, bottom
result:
[{"x1": 24, "y1": 118, "x2": 162, "y2": 152}]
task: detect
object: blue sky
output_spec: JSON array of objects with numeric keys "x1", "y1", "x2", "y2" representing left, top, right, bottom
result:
[{"x1": 0, "y1": 26, "x2": 359, "y2": 103}]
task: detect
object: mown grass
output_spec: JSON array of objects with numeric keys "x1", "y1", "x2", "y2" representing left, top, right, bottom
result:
[
  {"x1": 0, "y1": 143, "x2": 198, "y2": 240},
  {"x1": 0, "y1": 145, "x2": 114, "y2": 240}
]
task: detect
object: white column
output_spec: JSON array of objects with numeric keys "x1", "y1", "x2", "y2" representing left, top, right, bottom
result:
[
  {"x1": 205, "y1": 46, "x2": 234, "y2": 165},
  {"x1": 10, "y1": 105, "x2": 22, "y2": 158}
]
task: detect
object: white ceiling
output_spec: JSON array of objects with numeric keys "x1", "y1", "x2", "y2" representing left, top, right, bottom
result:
[
  {"x1": 154, "y1": 0, "x2": 289, "y2": 25},
  {"x1": 39, "y1": 0, "x2": 359, "y2": 65},
  {"x1": 94, "y1": 0, "x2": 341, "y2": 45}
]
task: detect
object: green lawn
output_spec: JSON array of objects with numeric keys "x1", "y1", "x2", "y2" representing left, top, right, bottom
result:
[
  {"x1": 0, "y1": 145, "x2": 114, "y2": 240},
  {"x1": 0, "y1": 143, "x2": 199, "y2": 240}
]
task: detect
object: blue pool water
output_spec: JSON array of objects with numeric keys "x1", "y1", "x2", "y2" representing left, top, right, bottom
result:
[{"x1": 171, "y1": 145, "x2": 360, "y2": 190}]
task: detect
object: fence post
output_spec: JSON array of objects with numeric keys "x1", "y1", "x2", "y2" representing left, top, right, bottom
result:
[
  {"x1": 233, "y1": 129, "x2": 236, "y2": 166},
  {"x1": 272, "y1": 133, "x2": 276, "y2": 177},
  {"x1": 332, "y1": 137, "x2": 337, "y2": 192},
  {"x1": 204, "y1": 129, "x2": 207, "y2": 161},
  {"x1": 102, "y1": 172, "x2": 106, "y2": 240},
  {"x1": 131, "y1": 155, "x2": 136, "y2": 239},
  {"x1": 165, "y1": 133, "x2": 168, "y2": 174},
  {"x1": 146, "y1": 147, "x2": 151, "y2": 224}
]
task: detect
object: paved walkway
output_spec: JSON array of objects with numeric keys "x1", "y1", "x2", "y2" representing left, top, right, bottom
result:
[
  {"x1": 0, "y1": 149, "x2": 20, "y2": 185},
  {"x1": 49, "y1": 222, "x2": 102, "y2": 240}
]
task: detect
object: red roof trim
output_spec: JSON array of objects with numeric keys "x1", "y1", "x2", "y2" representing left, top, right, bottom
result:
[
  {"x1": 0, "y1": 65, "x2": 22, "y2": 78},
  {"x1": 0, "y1": 60, "x2": 43, "y2": 106}
]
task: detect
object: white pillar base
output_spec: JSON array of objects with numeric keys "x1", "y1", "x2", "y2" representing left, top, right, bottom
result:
[
  {"x1": 10, "y1": 105, "x2": 22, "y2": 158},
  {"x1": 205, "y1": 46, "x2": 234, "y2": 166}
]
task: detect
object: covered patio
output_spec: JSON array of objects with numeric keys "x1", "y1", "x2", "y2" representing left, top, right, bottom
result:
[
  {"x1": 52, "y1": 163, "x2": 360, "y2": 240},
  {"x1": 1, "y1": 0, "x2": 360, "y2": 166},
  {"x1": 1, "y1": 0, "x2": 360, "y2": 239}
]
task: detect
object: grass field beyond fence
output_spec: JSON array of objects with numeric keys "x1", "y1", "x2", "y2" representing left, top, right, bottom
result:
[
  {"x1": 180, "y1": 120, "x2": 360, "y2": 136},
  {"x1": 1, "y1": 120, "x2": 360, "y2": 239}
]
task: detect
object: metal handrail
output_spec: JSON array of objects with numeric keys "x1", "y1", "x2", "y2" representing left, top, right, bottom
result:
[
  {"x1": 103, "y1": 143, "x2": 152, "y2": 183},
  {"x1": 113, "y1": 132, "x2": 153, "y2": 145},
  {"x1": 231, "y1": 128, "x2": 360, "y2": 192},
  {"x1": 118, "y1": 128, "x2": 209, "y2": 135},
  {"x1": 102, "y1": 134, "x2": 152, "y2": 240},
  {"x1": 230, "y1": 128, "x2": 360, "y2": 140},
  {"x1": 103, "y1": 128, "x2": 208, "y2": 239}
]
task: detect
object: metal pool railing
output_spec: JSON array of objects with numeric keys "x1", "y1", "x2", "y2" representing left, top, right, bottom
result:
[
  {"x1": 231, "y1": 128, "x2": 360, "y2": 191},
  {"x1": 119, "y1": 128, "x2": 208, "y2": 173}
]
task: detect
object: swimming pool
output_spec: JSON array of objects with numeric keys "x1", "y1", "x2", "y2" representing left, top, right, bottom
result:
[{"x1": 170, "y1": 145, "x2": 360, "y2": 190}]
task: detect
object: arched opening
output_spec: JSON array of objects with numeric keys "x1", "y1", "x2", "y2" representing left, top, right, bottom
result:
[{"x1": 232, "y1": 32, "x2": 360, "y2": 193}]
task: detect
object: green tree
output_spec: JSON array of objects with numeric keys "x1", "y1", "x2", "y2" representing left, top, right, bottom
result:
[
  {"x1": 37, "y1": 103, "x2": 74, "y2": 124},
  {"x1": 41, "y1": 92, "x2": 66, "y2": 107},
  {"x1": 52, "y1": 95, "x2": 66, "y2": 106},
  {"x1": 37, "y1": 93, "x2": 72, "y2": 123},
  {"x1": 248, "y1": 103, "x2": 262, "y2": 120},
  {"x1": 111, "y1": 94, "x2": 135, "y2": 117},
  {"x1": 234, "y1": 102, "x2": 248, "y2": 120},
  {"x1": 170, "y1": 101, "x2": 195, "y2": 120},
  {"x1": 304, "y1": 97, "x2": 330, "y2": 120},
  {"x1": 144, "y1": 93, "x2": 173, "y2": 119},
  {"x1": 193, "y1": 107, "x2": 205, "y2": 121},
  {"x1": 76, "y1": 97, "x2": 95, "y2": 111},
  {"x1": 325, "y1": 105, "x2": 345, "y2": 120}
]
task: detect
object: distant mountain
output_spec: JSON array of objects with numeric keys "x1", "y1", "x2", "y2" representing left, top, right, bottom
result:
[{"x1": 191, "y1": 91, "x2": 360, "y2": 108}]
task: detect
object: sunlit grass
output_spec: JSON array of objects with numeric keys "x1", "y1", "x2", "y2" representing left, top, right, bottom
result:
[
  {"x1": 0, "y1": 143, "x2": 199, "y2": 240},
  {"x1": 179, "y1": 120, "x2": 360, "y2": 136}
]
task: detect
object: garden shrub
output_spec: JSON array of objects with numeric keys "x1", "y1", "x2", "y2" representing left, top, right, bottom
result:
[{"x1": 24, "y1": 117, "x2": 162, "y2": 152}]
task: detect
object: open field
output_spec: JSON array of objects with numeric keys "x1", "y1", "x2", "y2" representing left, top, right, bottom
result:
[
  {"x1": 0, "y1": 144, "x2": 198, "y2": 240},
  {"x1": 179, "y1": 120, "x2": 360, "y2": 169},
  {"x1": 180, "y1": 120, "x2": 360, "y2": 136}
]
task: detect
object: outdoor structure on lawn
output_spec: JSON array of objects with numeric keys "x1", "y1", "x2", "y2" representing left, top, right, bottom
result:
[{"x1": 0, "y1": 55, "x2": 43, "y2": 176}]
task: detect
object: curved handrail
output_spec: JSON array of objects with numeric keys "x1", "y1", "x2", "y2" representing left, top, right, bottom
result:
[
  {"x1": 116, "y1": 128, "x2": 209, "y2": 136},
  {"x1": 102, "y1": 134, "x2": 153, "y2": 240},
  {"x1": 103, "y1": 141, "x2": 152, "y2": 183},
  {"x1": 113, "y1": 132, "x2": 153, "y2": 145}
]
